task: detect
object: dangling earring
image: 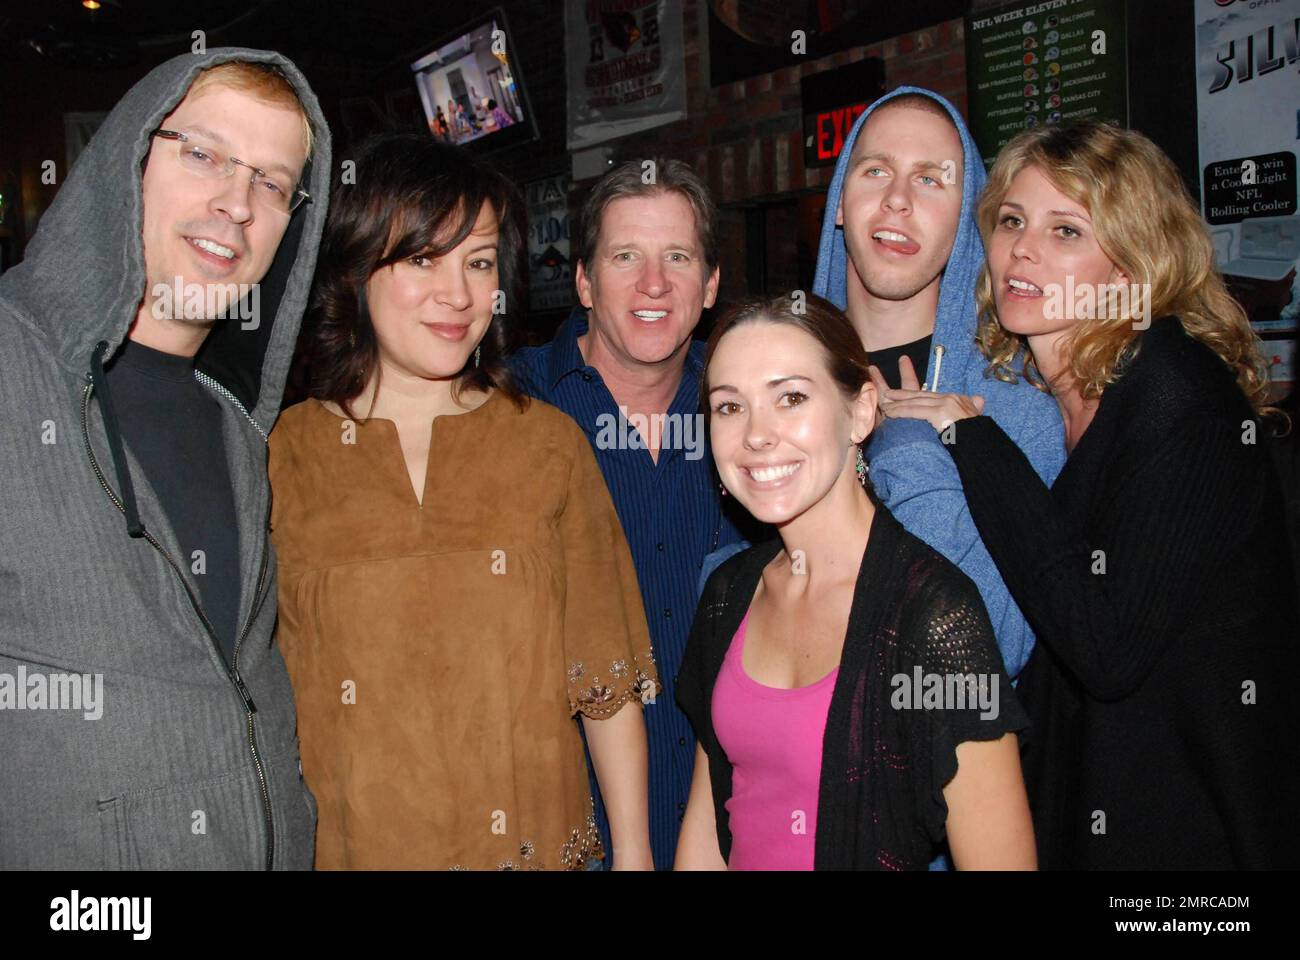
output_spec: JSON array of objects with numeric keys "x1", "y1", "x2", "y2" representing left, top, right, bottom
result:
[
  {"x1": 855, "y1": 445, "x2": 868, "y2": 484},
  {"x1": 348, "y1": 329, "x2": 356, "y2": 349},
  {"x1": 719, "y1": 481, "x2": 727, "y2": 498},
  {"x1": 474, "y1": 345, "x2": 481, "y2": 368}
]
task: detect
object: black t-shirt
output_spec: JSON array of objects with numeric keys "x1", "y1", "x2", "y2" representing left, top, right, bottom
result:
[
  {"x1": 106, "y1": 340, "x2": 241, "y2": 665},
  {"x1": 868, "y1": 334, "x2": 933, "y2": 390}
]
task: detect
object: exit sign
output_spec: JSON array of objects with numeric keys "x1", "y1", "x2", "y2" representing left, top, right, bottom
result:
[
  {"x1": 802, "y1": 57, "x2": 885, "y2": 168},
  {"x1": 812, "y1": 103, "x2": 868, "y2": 162}
]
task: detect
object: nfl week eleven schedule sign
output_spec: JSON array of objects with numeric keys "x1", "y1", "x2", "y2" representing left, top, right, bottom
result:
[{"x1": 966, "y1": 0, "x2": 1128, "y2": 165}]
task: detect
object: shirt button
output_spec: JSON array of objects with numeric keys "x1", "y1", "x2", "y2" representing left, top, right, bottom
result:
[
  {"x1": 678, "y1": 736, "x2": 686, "y2": 746},
  {"x1": 673, "y1": 674, "x2": 679, "y2": 685},
  {"x1": 581, "y1": 372, "x2": 593, "y2": 382},
  {"x1": 663, "y1": 607, "x2": 671, "y2": 618},
  {"x1": 656, "y1": 542, "x2": 665, "y2": 552}
]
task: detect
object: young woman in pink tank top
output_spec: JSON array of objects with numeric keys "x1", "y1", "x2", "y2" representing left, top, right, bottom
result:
[{"x1": 675, "y1": 294, "x2": 1036, "y2": 871}]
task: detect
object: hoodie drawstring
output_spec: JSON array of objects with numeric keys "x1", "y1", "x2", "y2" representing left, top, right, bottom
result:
[
  {"x1": 929, "y1": 344, "x2": 946, "y2": 393},
  {"x1": 90, "y1": 340, "x2": 145, "y2": 538}
]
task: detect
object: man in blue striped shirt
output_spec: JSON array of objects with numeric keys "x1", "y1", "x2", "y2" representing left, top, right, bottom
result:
[{"x1": 511, "y1": 158, "x2": 743, "y2": 869}]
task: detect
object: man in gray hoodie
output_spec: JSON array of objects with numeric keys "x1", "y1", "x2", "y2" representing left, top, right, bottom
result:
[{"x1": 0, "y1": 48, "x2": 332, "y2": 869}]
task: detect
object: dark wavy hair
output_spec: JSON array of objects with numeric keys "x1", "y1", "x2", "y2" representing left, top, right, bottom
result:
[{"x1": 296, "y1": 132, "x2": 526, "y2": 418}]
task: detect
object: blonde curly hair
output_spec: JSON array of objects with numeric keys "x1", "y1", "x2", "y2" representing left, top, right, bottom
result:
[{"x1": 973, "y1": 120, "x2": 1280, "y2": 422}]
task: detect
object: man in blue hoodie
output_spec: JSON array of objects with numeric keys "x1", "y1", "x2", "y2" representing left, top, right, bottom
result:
[{"x1": 701, "y1": 88, "x2": 1064, "y2": 683}]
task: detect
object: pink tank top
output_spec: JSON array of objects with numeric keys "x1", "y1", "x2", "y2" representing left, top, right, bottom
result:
[{"x1": 711, "y1": 610, "x2": 838, "y2": 870}]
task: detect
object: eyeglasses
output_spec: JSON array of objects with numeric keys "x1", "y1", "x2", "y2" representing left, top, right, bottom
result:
[{"x1": 151, "y1": 129, "x2": 310, "y2": 214}]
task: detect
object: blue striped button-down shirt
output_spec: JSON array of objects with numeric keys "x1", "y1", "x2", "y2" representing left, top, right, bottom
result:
[{"x1": 510, "y1": 306, "x2": 742, "y2": 870}]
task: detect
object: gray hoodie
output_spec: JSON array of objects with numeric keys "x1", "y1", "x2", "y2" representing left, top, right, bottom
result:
[{"x1": 0, "y1": 48, "x2": 332, "y2": 869}]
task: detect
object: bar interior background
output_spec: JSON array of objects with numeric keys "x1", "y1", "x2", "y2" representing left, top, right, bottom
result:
[{"x1": 0, "y1": 0, "x2": 1292, "y2": 398}]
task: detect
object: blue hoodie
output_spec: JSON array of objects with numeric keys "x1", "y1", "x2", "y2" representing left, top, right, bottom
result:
[{"x1": 699, "y1": 87, "x2": 1065, "y2": 680}]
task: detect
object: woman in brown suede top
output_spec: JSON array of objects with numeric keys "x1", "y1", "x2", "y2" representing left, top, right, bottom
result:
[{"x1": 270, "y1": 133, "x2": 657, "y2": 870}]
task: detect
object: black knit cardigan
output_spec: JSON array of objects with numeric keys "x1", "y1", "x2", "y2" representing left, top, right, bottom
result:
[
  {"x1": 945, "y1": 316, "x2": 1300, "y2": 869},
  {"x1": 677, "y1": 505, "x2": 1028, "y2": 870}
]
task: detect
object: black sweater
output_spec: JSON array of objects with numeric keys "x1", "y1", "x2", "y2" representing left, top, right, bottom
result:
[
  {"x1": 678, "y1": 505, "x2": 1028, "y2": 870},
  {"x1": 946, "y1": 316, "x2": 1300, "y2": 869}
]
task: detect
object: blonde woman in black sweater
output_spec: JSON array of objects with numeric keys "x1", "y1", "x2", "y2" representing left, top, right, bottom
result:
[{"x1": 872, "y1": 120, "x2": 1300, "y2": 869}]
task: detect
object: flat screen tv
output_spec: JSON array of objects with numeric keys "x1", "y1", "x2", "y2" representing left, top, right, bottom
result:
[{"x1": 409, "y1": 7, "x2": 537, "y2": 153}]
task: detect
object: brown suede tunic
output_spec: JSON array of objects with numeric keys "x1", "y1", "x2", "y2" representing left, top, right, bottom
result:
[{"x1": 269, "y1": 391, "x2": 657, "y2": 870}]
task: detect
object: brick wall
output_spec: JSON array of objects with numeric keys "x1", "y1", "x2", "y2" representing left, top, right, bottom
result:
[
  {"x1": 595, "y1": 0, "x2": 968, "y2": 305},
  {"x1": 615, "y1": 2, "x2": 967, "y2": 199}
]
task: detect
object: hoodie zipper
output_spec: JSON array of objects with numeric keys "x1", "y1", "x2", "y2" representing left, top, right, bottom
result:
[
  {"x1": 80, "y1": 376, "x2": 277, "y2": 871},
  {"x1": 194, "y1": 369, "x2": 268, "y2": 441}
]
